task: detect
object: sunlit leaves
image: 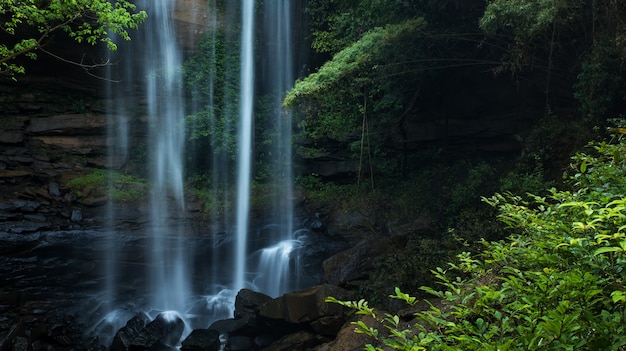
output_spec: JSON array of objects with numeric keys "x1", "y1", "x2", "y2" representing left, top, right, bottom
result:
[
  {"x1": 480, "y1": 0, "x2": 581, "y2": 39},
  {"x1": 328, "y1": 138, "x2": 626, "y2": 350},
  {"x1": 0, "y1": 0, "x2": 147, "y2": 77},
  {"x1": 284, "y1": 18, "x2": 426, "y2": 107}
]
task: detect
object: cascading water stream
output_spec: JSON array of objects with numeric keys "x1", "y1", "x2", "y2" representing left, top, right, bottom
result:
[
  {"x1": 233, "y1": 0, "x2": 255, "y2": 294},
  {"x1": 101, "y1": 0, "x2": 190, "y2": 325},
  {"x1": 254, "y1": 0, "x2": 298, "y2": 297},
  {"x1": 142, "y1": 0, "x2": 189, "y2": 314},
  {"x1": 96, "y1": 0, "x2": 312, "y2": 345}
]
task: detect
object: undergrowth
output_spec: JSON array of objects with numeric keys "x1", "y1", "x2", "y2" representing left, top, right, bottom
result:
[{"x1": 328, "y1": 135, "x2": 626, "y2": 350}]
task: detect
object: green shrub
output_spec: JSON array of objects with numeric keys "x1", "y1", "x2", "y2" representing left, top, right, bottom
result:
[
  {"x1": 328, "y1": 136, "x2": 626, "y2": 350},
  {"x1": 67, "y1": 169, "x2": 147, "y2": 202}
]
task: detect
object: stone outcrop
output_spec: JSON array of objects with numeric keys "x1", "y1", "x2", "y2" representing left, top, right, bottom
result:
[{"x1": 170, "y1": 285, "x2": 354, "y2": 351}]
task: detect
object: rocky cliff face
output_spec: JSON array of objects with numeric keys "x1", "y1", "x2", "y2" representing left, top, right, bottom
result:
[{"x1": 0, "y1": 70, "x2": 113, "y2": 231}]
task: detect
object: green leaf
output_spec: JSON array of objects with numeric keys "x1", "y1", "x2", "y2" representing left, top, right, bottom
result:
[{"x1": 594, "y1": 246, "x2": 623, "y2": 255}]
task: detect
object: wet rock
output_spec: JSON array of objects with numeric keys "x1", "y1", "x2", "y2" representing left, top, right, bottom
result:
[
  {"x1": 70, "y1": 209, "x2": 83, "y2": 222},
  {"x1": 23, "y1": 214, "x2": 47, "y2": 222},
  {"x1": 258, "y1": 285, "x2": 350, "y2": 324},
  {"x1": 0, "y1": 170, "x2": 32, "y2": 179},
  {"x1": 225, "y1": 335, "x2": 252, "y2": 351},
  {"x1": 129, "y1": 312, "x2": 185, "y2": 350},
  {"x1": 208, "y1": 315, "x2": 257, "y2": 336},
  {"x1": 0, "y1": 322, "x2": 24, "y2": 350},
  {"x1": 110, "y1": 315, "x2": 149, "y2": 351},
  {"x1": 1, "y1": 221, "x2": 51, "y2": 234},
  {"x1": 310, "y1": 315, "x2": 346, "y2": 337},
  {"x1": 0, "y1": 200, "x2": 40, "y2": 212},
  {"x1": 180, "y1": 329, "x2": 221, "y2": 351},
  {"x1": 253, "y1": 333, "x2": 275, "y2": 348},
  {"x1": 0, "y1": 131, "x2": 24, "y2": 144},
  {"x1": 308, "y1": 219, "x2": 323, "y2": 230},
  {"x1": 13, "y1": 336, "x2": 29, "y2": 351},
  {"x1": 48, "y1": 182, "x2": 61, "y2": 197},
  {"x1": 234, "y1": 289, "x2": 272, "y2": 319}
]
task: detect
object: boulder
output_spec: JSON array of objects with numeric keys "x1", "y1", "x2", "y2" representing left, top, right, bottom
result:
[
  {"x1": 129, "y1": 312, "x2": 185, "y2": 350},
  {"x1": 261, "y1": 331, "x2": 328, "y2": 351},
  {"x1": 312, "y1": 315, "x2": 383, "y2": 351},
  {"x1": 258, "y1": 284, "x2": 350, "y2": 324},
  {"x1": 180, "y1": 329, "x2": 221, "y2": 351},
  {"x1": 208, "y1": 315, "x2": 257, "y2": 336},
  {"x1": 110, "y1": 315, "x2": 148, "y2": 351},
  {"x1": 225, "y1": 335, "x2": 252, "y2": 351},
  {"x1": 234, "y1": 289, "x2": 272, "y2": 319}
]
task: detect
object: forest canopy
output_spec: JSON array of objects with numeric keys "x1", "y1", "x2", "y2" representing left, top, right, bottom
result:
[{"x1": 286, "y1": 0, "x2": 626, "y2": 180}]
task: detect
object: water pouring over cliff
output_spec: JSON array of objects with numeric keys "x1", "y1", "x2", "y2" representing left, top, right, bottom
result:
[
  {"x1": 254, "y1": 0, "x2": 299, "y2": 297},
  {"x1": 97, "y1": 0, "x2": 307, "y2": 344}
]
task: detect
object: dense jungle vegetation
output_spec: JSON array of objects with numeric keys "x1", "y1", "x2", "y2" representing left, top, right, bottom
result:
[{"x1": 282, "y1": 0, "x2": 626, "y2": 349}]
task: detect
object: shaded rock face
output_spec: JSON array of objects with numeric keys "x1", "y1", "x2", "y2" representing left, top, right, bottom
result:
[
  {"x1": 322, "y1": 238, "x2": 396, "y2": 287},
  {"x1": 0, "y1": 50, "x2": 157, "y2": 233},
  {"x1": 296, "y1": 68, "x2": 565, "y2": 180}
]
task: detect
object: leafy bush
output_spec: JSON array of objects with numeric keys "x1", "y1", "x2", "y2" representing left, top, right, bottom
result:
[
  {"x1": 328, "y1": 136, "x2": 626, "y2": 350},
  {"x1": 67, "y1": 169, "x2": 147, "y2": 202}
]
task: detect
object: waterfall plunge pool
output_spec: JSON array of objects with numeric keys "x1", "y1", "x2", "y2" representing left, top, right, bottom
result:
[{"x1": 0, "y1": 222, "x2": 341, "y2": 347}]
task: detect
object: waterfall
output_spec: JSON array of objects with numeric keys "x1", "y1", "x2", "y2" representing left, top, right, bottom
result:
[
  {"x1": 139, "y1": 0, "x2": 190, "y2": 314},
  {"x1": 255, "y1": 0, "x2": 298, "y2": 297},
  {"x1": 97, "y1": 0, "x2": 307, "y2": 344},
  {"x1": 103, "y1": 0, "x2": 190, "y2": 317},
  {"x1": 233, "y1": 0, "x2": 255, "y2": 295}
]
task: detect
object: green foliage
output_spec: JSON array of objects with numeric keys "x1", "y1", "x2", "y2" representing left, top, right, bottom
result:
[
  {"x1": 284, "y1": 18, "x2": 426, "y2": 108},
  {"x1": 183, "y1": 31, "x2": 240, "y2": 168},
  {"x1": 480, "y1": 0, "x2": 626, "y2": 119},
  {"x1": 367, "y1": 235, "x2": 463, "y2": 306},
  {"x1": 479, "y1": 0, "x2": 585, "y2": 72},
  {"x1": 328, "y1": 136, "x2": 626, "y2": 350},
  {"x1": 67, "y1": 169, "x2": 146, "y2": 202},
  {"x1": 306, "y1": 0, "x2": 477, "y2": 55},
  {"x1": 480, "y1": 0, "x2": 581, "y2": 40},
  {"x1": 186, "y1": 181, "x2": 232, "y2": 218},
  {"x1": 285, "y1": 17, "x2": 429, "y2": 176},
  {"x1": 509, "y1": 112, "x2": 595, "y2": 183},
  {"x1": 297, "y1": 155, "x2": 506, "y2": 230},
  {"x1": 183, "y1": 31, "x2": 286, "y2": 183},
  {"x1": 306, "y1": 0, "x2": 419, "y2": 55},
  {"x1": 0, "y1": 0, "x2": 146, "y2": 77},
  {"x1": 182, "y1": 29, "x2": 244, "y2": 185},
  {"x1": 574, "y1": 42, "x2": 626, "y2": 122}
]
